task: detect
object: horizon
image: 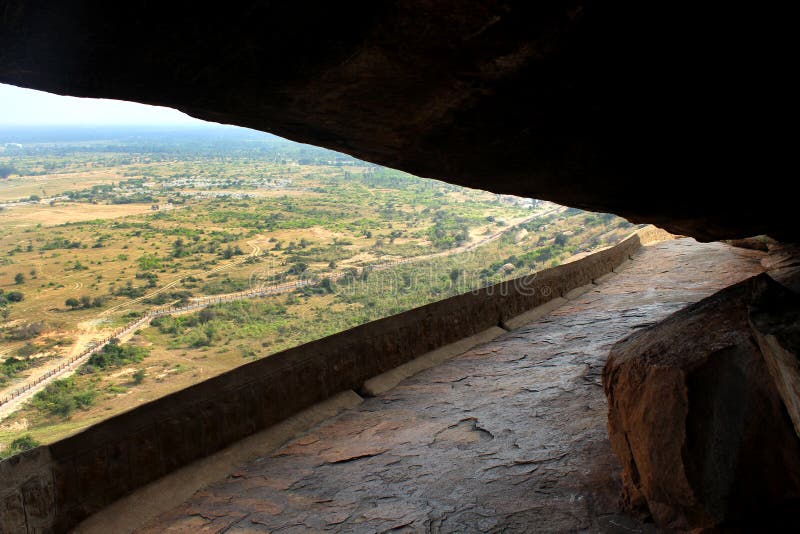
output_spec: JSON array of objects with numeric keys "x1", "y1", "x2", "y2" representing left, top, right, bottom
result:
[{"x1": 0, "y1": 83, "x2": 211, "y2": 127}]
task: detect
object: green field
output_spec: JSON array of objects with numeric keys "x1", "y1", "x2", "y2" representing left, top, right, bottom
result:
[{"x1": 0, "y1": 126, "x2": 636, "y2": 455}]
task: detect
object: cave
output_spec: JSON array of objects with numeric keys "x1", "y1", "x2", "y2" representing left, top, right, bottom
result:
[{"x1": 1, "y1": 2, "x2": 798, "y2": 532}]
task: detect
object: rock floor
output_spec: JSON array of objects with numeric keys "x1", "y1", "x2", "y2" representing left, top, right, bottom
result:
[{"x1": 140, "y1": 239, "x2": 765, "y2": 533}]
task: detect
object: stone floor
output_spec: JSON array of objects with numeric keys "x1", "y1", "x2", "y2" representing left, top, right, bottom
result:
[{"x1": 139, "y1": 239, "x2": 765, "y2": 533}]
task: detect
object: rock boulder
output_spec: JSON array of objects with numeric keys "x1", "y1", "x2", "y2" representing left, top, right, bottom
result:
[{"x1": 603, "y1": 274, "x2": 800, "y2": 529}]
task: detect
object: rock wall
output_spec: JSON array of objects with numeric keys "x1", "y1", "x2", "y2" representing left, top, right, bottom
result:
[
  {"x1": 0, "y1": 2, "x2": 794, "y2": 242},
  {"x1": 603, "y1": 273, "x2": 800, "y2": 529},
  {"x1": 0, "y1": 228, "x2": 660, "y2": 533}
]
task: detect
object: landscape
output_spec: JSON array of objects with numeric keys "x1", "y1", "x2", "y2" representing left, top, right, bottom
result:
[{"x1": 0, "y1": 125, "x2": 636, "y2": 456}]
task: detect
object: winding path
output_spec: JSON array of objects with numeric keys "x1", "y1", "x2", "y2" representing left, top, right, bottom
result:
[{"x1": 0, "y1": 208, "x2": 554, "y2": 419}]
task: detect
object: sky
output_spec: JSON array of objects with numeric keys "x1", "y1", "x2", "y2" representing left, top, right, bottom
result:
[{"x1": 0, "y1": 83, "x2": 207, "y2": 126}]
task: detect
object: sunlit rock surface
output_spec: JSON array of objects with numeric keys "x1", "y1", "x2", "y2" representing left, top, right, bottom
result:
[{"x1": 605, "y1": 274, "x2": 800, "y2": 529}]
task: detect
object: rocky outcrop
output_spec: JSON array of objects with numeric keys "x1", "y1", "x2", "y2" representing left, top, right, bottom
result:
[
  {"x1": 0, "y1": 2, "x2": 794, "y2": 242},
  {"x1": 724, "y1": 236, "x2": 775, "y2": 252},
  {"x1": 603, "y1": 274, "x2": 800, "y2": 529},
  {"x1": 763, "y1": 243, "x2": 800, "y2": 294},
  {"x1": 753, "y1": 244, "x2": 800, "y2": 438}
]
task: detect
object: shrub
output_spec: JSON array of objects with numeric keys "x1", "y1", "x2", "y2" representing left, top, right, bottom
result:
[
  {"x1": 136, "y1": 271, "x2": 159, "y2": 287},
  {"x1": 201, "y1": 277, "x2": 247, "y2": 295},
  {"x1": 2, "y1": 356, "x2": 29, "y2": 375},
  {"x1": 287, "y1": 262, "x2": 308, "y2": 275},
  {"x1": 132, "y1": 369, "x2": 146, "y2": 384},
  {"x1": 41, "y1": 237, "x2": 82, "y2": 251},
  {"x1": 1, "y1": 435, "x2": 40, "y2": 459},
  {"x1": 8, "y1": 321, "x2": 43, "y2": 340},
  {"x1": 198, "y1": 308, "x2": 216, "y2": 323},
  {"x1": 142, "y1": 290, "x2": 191, "y2": 305},
  {"x1": 15, "y1": 343, "x2": 39, "y2": 359},
  {"x1": 31, "y1": 378, "x2": 96, "y2": 418},
  {"x1": 114, "y1": 281, "x2": 146, "y2": 298},
  {"x1": 137, "y1": 254, "x2": 162, "y2": 270},
  {"x1": 84, "y1": 341, "x2": 149, "y2": 371}
]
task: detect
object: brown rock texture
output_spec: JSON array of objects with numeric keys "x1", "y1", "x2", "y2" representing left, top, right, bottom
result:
[
  {"x1": 138, "y1": 239, "x2": 765, "y2": 532},
  {"x1": 604, "y1": 274, "x2": 800, "y2": 530},
  {"x1": 763, "y1": 243, "x2": 800, "y2": 294},
  {"x1": 0, "y1": 2, "x2": 795, "y2": 242},
  {"x1": 750, "y1": 272, "x2": 800, "y2": 440}
]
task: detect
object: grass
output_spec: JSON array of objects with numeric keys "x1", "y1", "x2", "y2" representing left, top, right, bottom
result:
[{"x1": 0, "y1": 129, "x2": 636, "y2": 454}]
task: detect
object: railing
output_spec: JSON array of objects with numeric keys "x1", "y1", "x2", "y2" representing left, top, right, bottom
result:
[
  {"x1": 0, "y1": 211, "x2": 548, "y2": 408},
  {"x1": 0, "y1": 314, "x2": 153, "y2": 406},
  {"x1": 0, "y1": 274, "x2": 347, "y2": 407}
]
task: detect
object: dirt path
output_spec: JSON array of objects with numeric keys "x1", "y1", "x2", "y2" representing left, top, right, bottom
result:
[
  {"x1": 100, "y1": 240, "x2": 262, "y2": 316},
  {"x1": 0, "y1": 315, "x2": 151, "y2": 420},
  {"x1": 0, "y1": 210, "x2": 550, "y2": 420},
  {"x1": 189, "y1": 207, "x2": 560, "y2": 305}
]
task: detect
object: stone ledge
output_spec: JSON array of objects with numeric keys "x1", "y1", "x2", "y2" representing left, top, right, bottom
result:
[
  {"x1": 504, "y1": 296, "x2": 569, "y2": 331},
  {"x1": 74, "y1": 391, "x2": 362, "y2": 534},
  {"x1": 564, "y1": 283, "x2": 595, "y2": 300},
  {"x1": 361, "y1": 327, "x2": 507, "y2": 397},
  {"x1": 0, "y1": 226, "x2": 669, "y2": 533}
]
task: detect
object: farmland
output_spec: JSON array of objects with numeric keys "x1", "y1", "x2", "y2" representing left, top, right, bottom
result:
[{"x1": 0, "y1": 125, "x2": 636, "y2": 454}]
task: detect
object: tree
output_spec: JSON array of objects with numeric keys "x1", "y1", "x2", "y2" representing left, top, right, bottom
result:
[
  {"x1": 319, "y1": 277, "x2": 334, "y2": 293},
  {"x1": 0, "y1": 164, "x2": 17, "y2": 179},
  {"x1": 6, "y1": 291, "x2": 23, "y2": 302},
  {"x1": 132, "y1": 369, "x2": 146, "y2": 385},
  {"x1": 14, "y1": 273, "x2": 24, "y2": 284},
  {"x1": 198, "y1": 308, "x2": 216, "y2": 324},
  {"x1": 80, "y1": 295, "x2": 92, "y2": 308},
  {"x1": 65, "y1": 298, "x2": 81, "y2": 309},
  {"x1": 288, "y1": 262, "x2": 308, "y2": 275}
]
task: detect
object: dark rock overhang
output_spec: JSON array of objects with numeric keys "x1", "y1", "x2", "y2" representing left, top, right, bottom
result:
[{"x1": 0, "y1": 1, "x2": 793, "y2": 242}]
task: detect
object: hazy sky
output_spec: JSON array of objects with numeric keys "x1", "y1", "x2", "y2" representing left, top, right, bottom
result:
[{"x1": 0, "y1": 83, "x2": 207, "y2": 126}]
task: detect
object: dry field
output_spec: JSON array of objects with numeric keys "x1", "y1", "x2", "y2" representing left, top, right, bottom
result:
[
  {"x1": 0, "y1": 169, "x2": 123, "y2": 201},
  {"x1": 0, "y1": 130, "x2": 633, "y2": 453},
  {"x1": 0, "y1": 202, "x2": 156, "y2": 227}
]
